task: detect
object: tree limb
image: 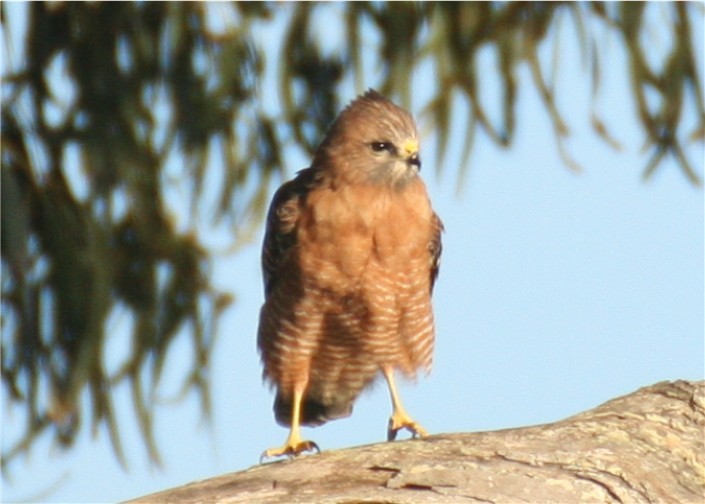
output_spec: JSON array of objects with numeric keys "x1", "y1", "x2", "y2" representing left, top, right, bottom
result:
[{"x1": 128, "y1": 380, "x2": 705, "y2": 503}]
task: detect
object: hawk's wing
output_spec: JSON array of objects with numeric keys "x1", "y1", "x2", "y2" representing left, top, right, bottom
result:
[
  {"x1": 429, "y1": 212, "x2": 443, "y2": 294},
  {"x1": 261, "y1": 167, "x2": 320, "y2": 298}
]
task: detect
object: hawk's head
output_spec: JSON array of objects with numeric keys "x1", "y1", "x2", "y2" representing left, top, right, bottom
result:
[{"x1": 314, "y1": 89, "x2": 421, "y2": 188}]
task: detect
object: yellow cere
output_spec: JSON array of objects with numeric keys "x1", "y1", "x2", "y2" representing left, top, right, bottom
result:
[{"x1": 403, "y1": 139, "x2": 419, "y2": 157}]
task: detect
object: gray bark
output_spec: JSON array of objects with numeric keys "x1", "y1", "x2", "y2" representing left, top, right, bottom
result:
[{"x1": 127, "y1": 380, "x2": 705, "y2": 503}]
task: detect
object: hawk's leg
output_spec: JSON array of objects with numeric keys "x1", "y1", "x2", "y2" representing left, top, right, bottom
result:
[
  {"x1": 382, "y1": 367, "x2": 428, "y2": 441},
  {"x1": 260, "y1": 385, "x2": 319, "y2": 462}
]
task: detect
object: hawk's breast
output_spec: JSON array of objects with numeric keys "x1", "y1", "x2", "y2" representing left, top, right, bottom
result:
[{"x1": 298, "y1": 178, "x2": 435, "y2": 292}]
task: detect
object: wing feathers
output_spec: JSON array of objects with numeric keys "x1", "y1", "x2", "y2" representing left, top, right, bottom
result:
[{"x1": 261, "y1": 167, "x2": 319, "y2": 297}]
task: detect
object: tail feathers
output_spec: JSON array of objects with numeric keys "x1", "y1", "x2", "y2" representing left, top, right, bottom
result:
[{"x1": 274, "y1": 393, "x2": 353, "y2": 427}]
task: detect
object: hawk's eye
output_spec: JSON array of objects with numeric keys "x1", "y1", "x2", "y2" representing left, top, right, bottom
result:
[{"x1": 370, "y1": 141, "x2": 394, "y2": 153}]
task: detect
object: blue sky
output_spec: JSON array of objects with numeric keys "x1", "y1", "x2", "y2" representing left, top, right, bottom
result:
[{"x1": 2, "y1": 4, "x2": 703, "y2": 503}]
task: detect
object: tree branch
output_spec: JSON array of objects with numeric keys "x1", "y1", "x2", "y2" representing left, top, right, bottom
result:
[{"x1": 128, "y1": 380, "x2": 704, "y2": 503}]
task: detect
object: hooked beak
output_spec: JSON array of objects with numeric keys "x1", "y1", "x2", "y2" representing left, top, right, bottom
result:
[{"x1": 403, "y1": 139, "x2": 421, "y2": 170}]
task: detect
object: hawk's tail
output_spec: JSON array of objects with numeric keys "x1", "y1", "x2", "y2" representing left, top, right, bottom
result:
[{"x1": 274, "y1": 392, "x2": 353, "y2": 427}]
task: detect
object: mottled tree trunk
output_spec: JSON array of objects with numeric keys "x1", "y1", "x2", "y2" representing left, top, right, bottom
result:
[{"x1": 128, "y1": 380, "x2": 704, "y2": 503}]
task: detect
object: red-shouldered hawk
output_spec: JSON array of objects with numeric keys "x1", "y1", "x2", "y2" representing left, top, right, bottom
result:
[{"x1": 258, "y1": 89, "x2": 442, "y2": 459}]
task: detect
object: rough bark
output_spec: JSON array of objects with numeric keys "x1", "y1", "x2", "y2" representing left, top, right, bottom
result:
[{"x1": 128, "y1": 380, "x2": 705, "y2": 503}]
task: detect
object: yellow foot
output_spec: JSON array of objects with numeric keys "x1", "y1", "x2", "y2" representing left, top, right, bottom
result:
[
  {"x1": 259, "y1": 439, "x2": 320, "y2": 463},
  {"x1": 387, "y1": 410, "x2": 428, "y2": 441}
]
